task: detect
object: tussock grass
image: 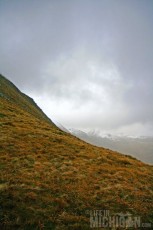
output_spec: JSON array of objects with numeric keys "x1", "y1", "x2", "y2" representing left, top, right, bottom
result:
[{"x1": 0, "y1": 74, "x2": 153, "y2": 229}]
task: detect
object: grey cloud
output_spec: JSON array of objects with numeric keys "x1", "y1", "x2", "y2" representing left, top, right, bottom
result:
[{"x1": 0, "y1": 0, "x2": 153, "y2": 135}]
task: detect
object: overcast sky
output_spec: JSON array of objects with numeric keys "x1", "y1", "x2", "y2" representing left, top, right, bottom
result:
[{"x1": 0, "y1": 0, "x2": 153, "y2": 136}]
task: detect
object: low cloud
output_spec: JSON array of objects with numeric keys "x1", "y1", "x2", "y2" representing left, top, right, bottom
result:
[{"x1": 0, "y1": 0, "x2": 153, "y2": 135}]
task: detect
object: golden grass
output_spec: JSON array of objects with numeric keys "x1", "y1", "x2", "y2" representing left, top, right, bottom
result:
[{"x1": 0, "y1": 75, "x2": 153, "y2": 229}]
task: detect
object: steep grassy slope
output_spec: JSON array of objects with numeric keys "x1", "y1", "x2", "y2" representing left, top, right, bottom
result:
[
  {"x1": 0, "y1": 74, "x2": 54, "y2": 125},
  {"x1": 0, "y1": 75, "x2": 153, "y2": 229}
]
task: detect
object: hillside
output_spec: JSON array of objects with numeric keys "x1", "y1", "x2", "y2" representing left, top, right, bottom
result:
[
  {"x1": 0, "y1": 74, "x2": 153, "y2": 229},
  {"x1": 0, "y1": 74, "x2": 54, "y2": 125}
]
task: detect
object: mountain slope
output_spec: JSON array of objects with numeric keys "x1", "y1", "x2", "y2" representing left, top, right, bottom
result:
[
  {"x1": 0, "y1": 75, "x2": 153, "y2": 229},
  {"x1": 0, "y1": 74, "x2": 55, "y2": 125}
]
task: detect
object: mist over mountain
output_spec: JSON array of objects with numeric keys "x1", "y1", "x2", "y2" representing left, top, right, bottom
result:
[{"x1": 67, "y1": 128, "x2": 153, "y2": 164}]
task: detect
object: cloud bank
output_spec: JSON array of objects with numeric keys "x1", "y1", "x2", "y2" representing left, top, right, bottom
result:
[{"x1": 0, "y1": 0, "x2": 153, "y2": 135}]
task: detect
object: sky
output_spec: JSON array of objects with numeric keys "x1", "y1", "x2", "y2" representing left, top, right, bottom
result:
[{"x1": 0, "y1": 0, "x2": 153, "y2": 136}]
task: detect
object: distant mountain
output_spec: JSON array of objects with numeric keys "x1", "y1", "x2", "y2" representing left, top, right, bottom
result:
[
  {"x1": 68, "y1": 128, "x2": 153, "y2": 164},
  {"x1": 0, "y1": 74, "x2": 153, "y2": 229}
]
